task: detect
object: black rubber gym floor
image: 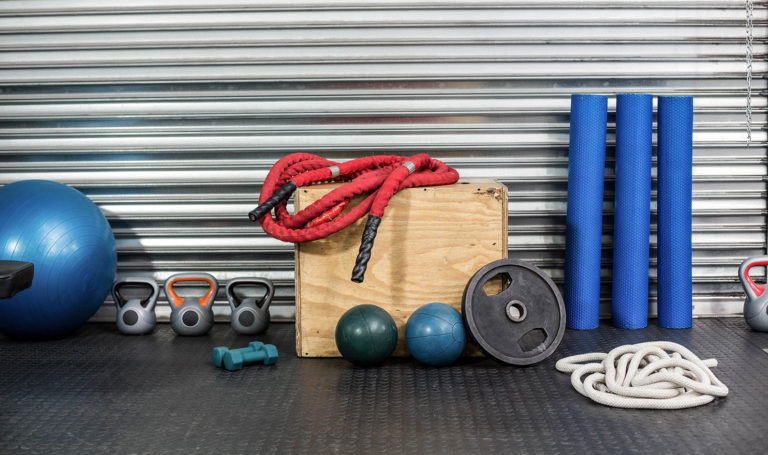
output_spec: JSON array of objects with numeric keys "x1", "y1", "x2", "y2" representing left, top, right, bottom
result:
[{"x1": 1, "y1": 319, "x2": 766, "y2": 454}]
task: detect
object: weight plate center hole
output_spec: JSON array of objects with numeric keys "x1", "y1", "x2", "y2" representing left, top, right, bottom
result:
[{"x1": 506, "y1": 300, "x2": 527, "y2": 322}]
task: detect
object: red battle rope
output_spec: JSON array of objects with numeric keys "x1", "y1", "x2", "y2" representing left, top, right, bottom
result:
[{"x1": 248, "y1": 153, "x2": 459, "y2": 283}]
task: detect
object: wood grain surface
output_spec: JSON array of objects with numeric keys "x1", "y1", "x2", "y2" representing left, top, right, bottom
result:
[{"x1": 295, "y1": 179, "x2": 508, "y2": 357}]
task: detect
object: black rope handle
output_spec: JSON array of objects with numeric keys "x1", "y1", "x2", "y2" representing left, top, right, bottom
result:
[
  {"x1": 350, "y1": 215, "x2": 382, "y2": 283},
  {"x1": 248, "y1": 181, "x2": 297, "y2": 222}
]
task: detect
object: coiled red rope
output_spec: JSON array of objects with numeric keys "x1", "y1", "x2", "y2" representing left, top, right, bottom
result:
[{"x1": 248, "y1": 153, "x2": 459, "y2": 282}]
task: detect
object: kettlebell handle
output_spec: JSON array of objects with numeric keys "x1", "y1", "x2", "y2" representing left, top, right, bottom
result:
[
  {"x1": 739, "y1": 256, "x2": 768, "y2": 300},
  {"x1": 112, "y1": 277, "x2": 159, "y2": 310},
  {"x1": 226, "y1": 277, "x2": 274, "y2": 310},
  {"x1": 165, "y1": 273, "x2": 218, "y2": 308}
]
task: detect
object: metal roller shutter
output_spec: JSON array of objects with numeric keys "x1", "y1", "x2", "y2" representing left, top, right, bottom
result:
[{"x1": 0, "y1": 0, "x2": 765, "y2": 322}]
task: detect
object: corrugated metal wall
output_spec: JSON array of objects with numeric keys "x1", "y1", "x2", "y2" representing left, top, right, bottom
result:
[{"x1": 1, "y1": 0, "x2": 766, "y2": 322}]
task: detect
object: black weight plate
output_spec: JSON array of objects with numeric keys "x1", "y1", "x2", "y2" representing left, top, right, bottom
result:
[{"x1": 462, "y1": 259, "x2": 565, "y2": 365}]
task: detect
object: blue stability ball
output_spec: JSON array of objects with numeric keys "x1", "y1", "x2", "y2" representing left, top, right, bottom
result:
[
  {"x1": 0, "y1": 180, "x2": 117, "y2": 338},
  {"x1": 405, "y1": 302, "x2": 466, "y2": 366}
]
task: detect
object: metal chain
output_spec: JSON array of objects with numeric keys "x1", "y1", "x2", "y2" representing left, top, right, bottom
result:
[{"x1": 746, "y1": 0, "x2": 754, "y2": 147}]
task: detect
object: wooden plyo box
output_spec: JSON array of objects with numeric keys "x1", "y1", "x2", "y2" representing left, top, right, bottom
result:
[{"x1": 295, "y1": 178, "x2": 508, "y2": 357}]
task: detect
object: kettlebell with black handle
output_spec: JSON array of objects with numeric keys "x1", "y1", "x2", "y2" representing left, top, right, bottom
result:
[
  {"x1": 226, "y1": 277, "x2": 274, "y2": 335},
  {"x1": 165, "y1": 272, "x2": 218, "y2": 336},
  {"x1": 112, "y1": 277, "x2": 159, "y2": 335}
]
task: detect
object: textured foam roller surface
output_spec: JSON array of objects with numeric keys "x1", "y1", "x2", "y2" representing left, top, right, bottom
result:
[
  {"x1": 1, "y1": 321, "x2": 767, "y2": 454},
  {"x1": 612, "y1": 94, "x2": 653, "y2": 329},
  {"x1": 657, "y1": 96, "x2": 693, "y2": 328},
  {"x1": 565, "y1": 94, "x2": 607, "y2": 330}
]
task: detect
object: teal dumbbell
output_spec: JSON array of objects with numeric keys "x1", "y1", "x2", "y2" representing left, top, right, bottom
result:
[
  {"x1": 212, "y1": 342, "x2": 264, "y2": 368},
  {"x1": 223, "y1": 343, "x2": 278, "y2": 371}
]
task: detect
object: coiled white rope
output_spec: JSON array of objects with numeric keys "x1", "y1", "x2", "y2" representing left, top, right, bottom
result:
[{"x1": 555, "y1": 341, "x2": 729, "y2": 409}]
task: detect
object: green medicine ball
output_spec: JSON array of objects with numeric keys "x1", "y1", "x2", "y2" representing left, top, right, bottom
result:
[{"x1": 335, "y1": 304, "x2": 398, "y2": 366}]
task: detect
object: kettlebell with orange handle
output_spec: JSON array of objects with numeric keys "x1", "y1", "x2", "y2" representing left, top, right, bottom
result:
[
  {"x1": 165, "y1": 272, "x2": 218, "y2": 336},
  {"x1": 738, "y1": 256, "x2": 768, "y2": 332}
]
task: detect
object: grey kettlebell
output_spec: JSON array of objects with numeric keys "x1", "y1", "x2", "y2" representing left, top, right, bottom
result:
[
  {"x1": 226, "y1": 277, "x2": 274, "y2": 335},
  {"x1": 165, "y1": 272, "x2": 218, "y2": 336},
  {"x1": 112, "y1": 277, "x2": 159, "y2": 335},
  {"x1": 739, "y1": 256, "x2": 768, "y2": 332}
]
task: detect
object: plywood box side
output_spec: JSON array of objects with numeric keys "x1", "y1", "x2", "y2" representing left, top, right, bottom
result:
[{"x1": 295, "y1": 178, "x2": 508, "y2": 357}]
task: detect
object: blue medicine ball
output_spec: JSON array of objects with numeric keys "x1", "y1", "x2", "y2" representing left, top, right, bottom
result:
[
  {"x1": 405, "y1": 302, "x2": 466, "y2": 366},
  {"x1": 0, "y1": 180, "x2": 117, "y2": 338}
]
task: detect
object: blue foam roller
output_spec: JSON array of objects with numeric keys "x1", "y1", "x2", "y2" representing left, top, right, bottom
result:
[
  {"x1": 657, "y1": 96, "x2": 693, "y2": 328},
  {"x1": 565, "y1": 94, "x2": 608, "y2": 330},
  {"x1": 612, "y1": 94, "x2": 653, "y2": 329}
]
